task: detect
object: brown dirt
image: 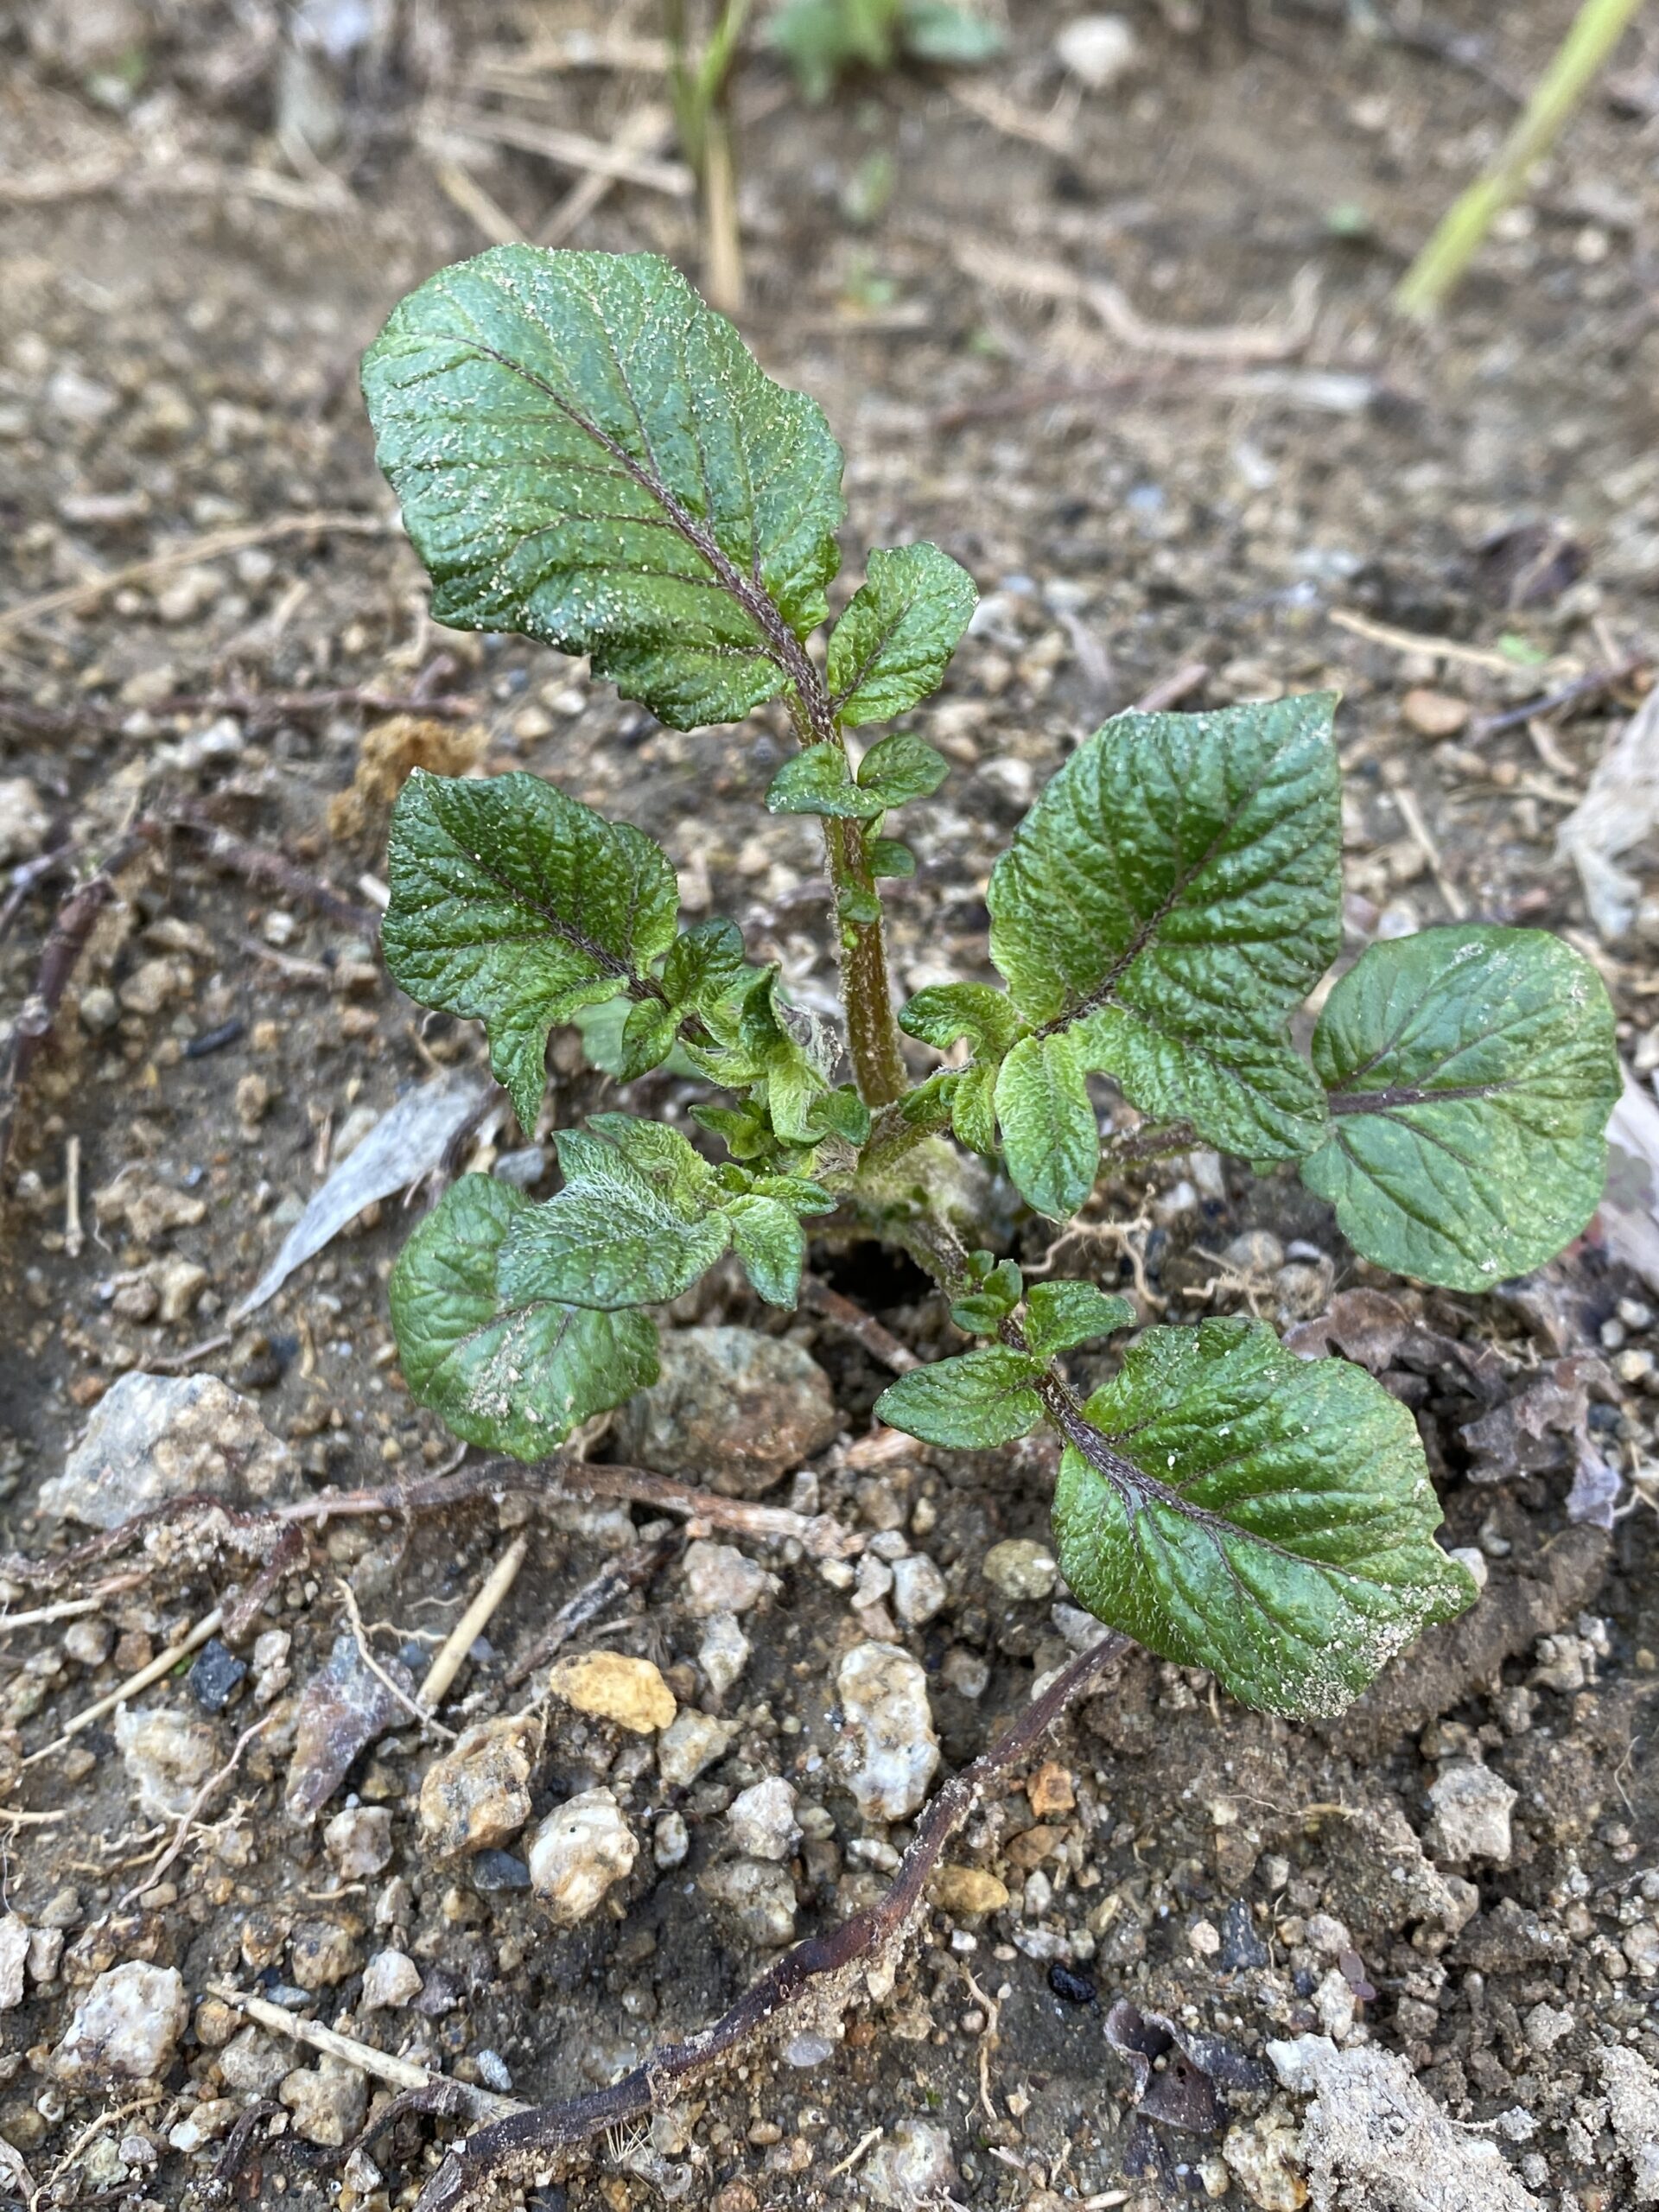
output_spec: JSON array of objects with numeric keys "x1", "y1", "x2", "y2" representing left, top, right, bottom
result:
[{"x1": 2, "y1": 3, "x2": 1658, "y2": 2208}]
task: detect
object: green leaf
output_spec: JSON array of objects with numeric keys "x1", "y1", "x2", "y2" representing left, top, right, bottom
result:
[
  {"x1": 1022, "y1": 1281, "x2": 1135, "y2": 1361},
  {"x1": 726, "y1": 1194, "x2": 808, "y2": 1307},
  {"x1": 950, "y1": 1253, "x2": 1022, "y2": 1334},
  {"x1": 988, "y1": 696, "x2": 1342, "y2": 1160},
  {"x1": 856, "y1": 730, "x2": 950, "y2": 806},
  {"x1": 827, "y1": 544, "x2": 977, "y2": 724},
  {"x1": 362, "y1": 247, "x2": 843, "y2": 731},
  {"x1": 1300, "y1": 925, "x2": 1619, "y2": 1291},
  {"x1": 875, "y1": 1346, "x2": 1044, "y2": 1447},
  {"x1": 390, "y1": 1175, "x2": 657, "y2": 1460},
  {"x1": 499, "y1": 1121, "x2": 729, "y2": 1309},
  {"x1": 899, "y1": 982, "x2": 1019, "y2": 1058},
  {"x1": 382, "y1": 771, "x2": 679, "y2": 1129},
  {"x1": 662, "y1": 918, "x2": 759, "y2": 1014},
  {"x1": 1051, "y1": 1317, "x2": 1477, "y2": 1719},
  {"x1": 618, "y1": 998, "x2": 678, "y2": 1080},
  {"x1": 950, "y1": 1061, "x2": 1000, "y2": 1156},
  {"x1": 868, "y1": 836, "x2": 915, "y2": 879},
  {"x1": 994, "y1": 1032, "x2": 1098, "y2": 1220},
  {"x1": 901, "y1": 0, "x2": 1005, "y2": 64},
  {"x1": 766, "y1": 744, "x2": 885, "y2": 821},
  {"x1": 769, "y1": 0, "x2": 883, "y2": 97}
]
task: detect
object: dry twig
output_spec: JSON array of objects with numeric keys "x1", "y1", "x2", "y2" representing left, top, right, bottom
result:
[
  {"x1": 417, "y1": 1534, "x2": 529, "y2": 1709},
  {"x1": 204, "y1": 1983, "x2": 525, "y2": 2121},
  {"x1": 505, "y1": 1530, "x2": 680, "y2": 1688}
]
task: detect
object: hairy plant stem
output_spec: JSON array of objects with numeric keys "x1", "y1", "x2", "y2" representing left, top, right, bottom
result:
[{"x1": 779, "y1": 674, "x2": 908, "y2": 1109}]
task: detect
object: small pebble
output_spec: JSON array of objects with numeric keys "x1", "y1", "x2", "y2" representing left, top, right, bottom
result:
[
  {"x1": 982, "y1": 1539, "x2": 1057, "y2": 1603},
  {"x1": 526, "y1": 1788, "x2": 638, "y2": 1925},
  {"x1": 188, "y1": 1638, "x2": 247, "y2": 1713},
  {"x1": 54, "y1": 1963, "x2": 188, "y2": 2082},
  {"x1": 726, "y1": 1777, "x2": 800, "y2": 1861}
]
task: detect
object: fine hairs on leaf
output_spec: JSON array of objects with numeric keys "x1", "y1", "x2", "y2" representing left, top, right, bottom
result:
[{"x1": 364, "y1": 243, "x2": 1621, "y2": 1741}]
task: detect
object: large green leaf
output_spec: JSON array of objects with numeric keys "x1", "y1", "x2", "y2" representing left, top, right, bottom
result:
[
  {"x1": 390, "y1": 1175, "x2": 658, "y2": 1460},
  {"x1": 381, "y1": 771, "x2": 678, "y2": 1129},
  {"x1": 1051, "y1": 1317, "x2": 1476, "y2": 1719},
  {"x1": 987, "y1": 696, "x2": 1342, "y2": 1161},
  {"x1": 1300, "y1": 925, "x2": 1619, "y2": 1291},
  {"x1": 827, "y1": 544, "x2": 976, "y2": 725},
  {"x1": 362, "y1": 247, "x2": 843, "y2": 730},
  {"x1": 875, "y1": 1346, "x2": 1045, "y2": 1448},
  {"x1": 994, "y1": 1032, "x2": 1099, "y2": 1221}
]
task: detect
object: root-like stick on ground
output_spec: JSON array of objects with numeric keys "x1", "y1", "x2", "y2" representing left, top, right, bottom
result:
[
  {"x1": 22, "y1": 1605, "x2": 224, "y2": 1766},
  {"x1": 417, "y1": 1533, "x2": 529, "y2": 1710},
  {"x1": 407, "y1": 1629, "x2": 1128, "y2": 2212},
  {"x1": 203, "y1": 1983, "x2": 527, "y2": 2122},
  {"x1": 799, "y1": 1274, "x2": 920, "y2": 1372},
  {"x1": 505, "y1": 1530, "x2": 681, "y2": 1688}
]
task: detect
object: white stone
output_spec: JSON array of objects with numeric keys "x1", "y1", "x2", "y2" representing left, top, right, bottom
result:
[
  {"x1": 1523, "y1": 2002, "x2": 1574, "y2": 2054},
  {"x1": 726, "y1": 1777, "x2": 800, "y2": 1862},
  {"x1": 836, "y1": 1640, "x2": 939, "y2": 1822},
  {"x1": 527, "y1": 1788, "x2": 638, "y2": 1925},
  {"x1": 699, "y1": 1856, "x2": 798, "y2": 1947},
  {"x1": 41, "y1": 1372, "x2": 292, "y2": 1529},
  {"x1": 0, "y1": 779, "x2": 48, "y2": 865},
  {"x1": 890, "y1": 1552, "x2": 948, "y2": 1626},
  {"x1": 323, "y1": 1806, "x2": 393, "y2": 1878},
  {"x1": 0, "y1": 1917, "x2": 27, "y2": 2010},
  {"x1": 982, "y1": 1538, "x2": 1057, "y2": 1602},
  {"x1": 683, "y1": 1539, "x2": 777, "y2": 1616},
  {"x1": 656, "y1": 1710, "x2": 735, "y2": 1789},
  {"x1": 359, "y1": 1948, "x2": 423, "y2": 2012},
  {"x1": 281, "y1": 2057, "x2": 366, "y2": 2147},
  {"x1": 698, "y1": 1610, "x2": 750, "y2": 1697},
  {"x1": 653, "y1": 1810, "x2": 690, "y2": 1869},
  {"x1": 1425, "y1": 1761, "x2": 1516, "y2": 1866},
  {"x1": 115, "y1": 1703, "x2": 220, "y2": 1821},
  {"x1": 865, "y1": 2118, "x2": 958, "y2": 2208},
  {"x1": 1055, "y1": 13, "x2": 1138, "y2": 91},
  {"x1": 54, "y1": 1963, "x2": 188, "y2": 2082}
]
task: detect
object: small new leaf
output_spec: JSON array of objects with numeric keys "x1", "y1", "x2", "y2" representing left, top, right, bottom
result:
[
  {"x1": 827, "y1": 543, "x2": 977, "y2": 724},
  {"x1": 766, "y1": 745, "x2": 885, "y2": 821},
  {"x1": 500, "y1": 1120, "x2": 728, "y2": 1309},
  {"x1": 725, "y1": 1195, "x2": 807, "y2": 1309},
  {"x1": 363, "y1": 248, "x2": 843, "y2": 730},
  {"x1": 1301, "y1": 925, "x2": 1620, "y2": 1291},
  {"x1": 994, "y1": 1031, "x2": 1098, "y2": 1220},
  {"x1": 1051, "y1": 1317, "x2": 1477, "y2": 1719},
  {"x1": 1022, "y1": 1281, "x2": 1135, "y2": 1361},
  {"x1": 988, "y1": 696, "x2": 1341, "y2": 1164},
  {"x1": 875, "y1": 1346, "x2": 1044, "y2": 1448},
  {"x1": 855, "y1": 730, "x2": 950, "y2": 806},
  {"x1": 390, "y1": 1176, "x2": 658, "y2": 1460},
  {"x1": 901, "y1": 982, "x2": 1021, "y2": 1160},
  {"x1": 382, "y1": 771, "x2": 678, "y2": 1129}
]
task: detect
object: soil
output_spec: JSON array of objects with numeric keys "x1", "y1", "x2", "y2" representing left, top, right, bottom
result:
[{"x1": 2, "y1": 3, "x2": 1658, "y2": 2209}]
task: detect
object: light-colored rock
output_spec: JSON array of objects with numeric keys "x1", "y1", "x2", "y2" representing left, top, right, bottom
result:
[
  {"x1": 698, "y1": 1611, "x2": 750, "y2": 1697},
  {"x1": 698, "y1": 1856, "x2": 798, "y2": 1947},
  {"x1": 527, "y1": 1788, "x2": 638, "y2": 1925},
  {"x1": 0, "y1": 1917, "x2": 28, "y2": 2010},
  {"x1": 1224, "y1": 2107, "x2": 1309, "y2": 2210},
  {"x1": 613, "y1": 1326, "x2": 837, "y2": 1496},
  {"x1": 544, "y1": 1651, "x2": 675, "y2": 1733},
  {"x1": 168, "y1": 2099, "x2": 238, "y2": 2154},
  {"x1": 865, "y1": 2118, "x2": 958, "y2": 2209},
  {"x1": 323, "y1": 1806, "x2": 393, "y2": 1879},
  {"x1": 653, "y1": 1811, "x2": 690, "y2": 1870},
  {"x1": 931, "y1": 1866, "x2": 1009, "y2": 1916},
  {"x1": 890, "y1": 1552, "x2": 948, "y2": 1627},
  {"x1": 41, "y1": 1373, "x2": 292, "y2": 1529},
  {"x1": 657, "y1": 1710, "x2": 735, "y2": 1789},
  {"x1": 1523, "y1": 2001, "x2": 1573, "y2": 2054},
  {"x1": 1599, "y1": 2044, "x2": 1659, "y2": 2203},
  {"x1": 836, "y1": 1641, "x2": 939, "y2": 1822},
  {"x1": 288, "y1": 1918, "x2": 360, "y2": 1990},
  {"x1": 54, "y1": 1963, "x2": 188, "y2": 2083},
  {"x1": 726, "y1": 1777, "x2": 799, "y2": 1861},
  {"x1": 281, "y1": 2058, "x2": 367, "y2": 2147},
  {"x1": 1055, "y1": 12, "x2": 1138, "y2": 91},
  {"x1": 360, "y1": 1949, "x2": 422, "y2": 2012},
  {"x1": 683, "y1": 1539, "x2": 778, "y2": 1617},
  {"x1": 218, "y1": 2026, "x2": 293, "y2": 2097},
  {"x1": 982, "y1": 1539, "x2": 1057, "y2": 1602},
  {"x1": 418, "y1": 1713, "x2": 538, "y2": 1858},
  {"x1": 115, "y1": 1703, "x2": 219, "y2": 1821},
  {"x1": 1425, "y1": 1761, "x2": 1517, "y2": 1866},
  {"x1": 0, "y1": 779, "x2": 48, "y2": 865}
]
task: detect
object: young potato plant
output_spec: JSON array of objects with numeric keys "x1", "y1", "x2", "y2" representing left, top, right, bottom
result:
[
  {"x1": 362, "y1": 245, "x2": 1622, "y2": 1726},
  {"x1": 770, "y1": 0, "x2": 1002, "y2": 101}
]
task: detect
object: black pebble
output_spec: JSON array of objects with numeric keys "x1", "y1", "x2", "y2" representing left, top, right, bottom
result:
[
  {"x1": 188, "y1": 1637, "x2": 248, "y2": 1713},
  {"x1": 471, "y1": 1849, "x2": 532, "y2": 1893},
  {"x1": 1048, "y1": 1961, "x2": 1097, "y2": 2006}
]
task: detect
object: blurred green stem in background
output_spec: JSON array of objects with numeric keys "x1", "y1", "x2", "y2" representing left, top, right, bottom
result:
[
  {"x1": 1396, "y1": 0, "x2": 1647, "y2": 318},
  {"x1": 664, "y1": 0, "x2": 754, "y2": 312}
]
